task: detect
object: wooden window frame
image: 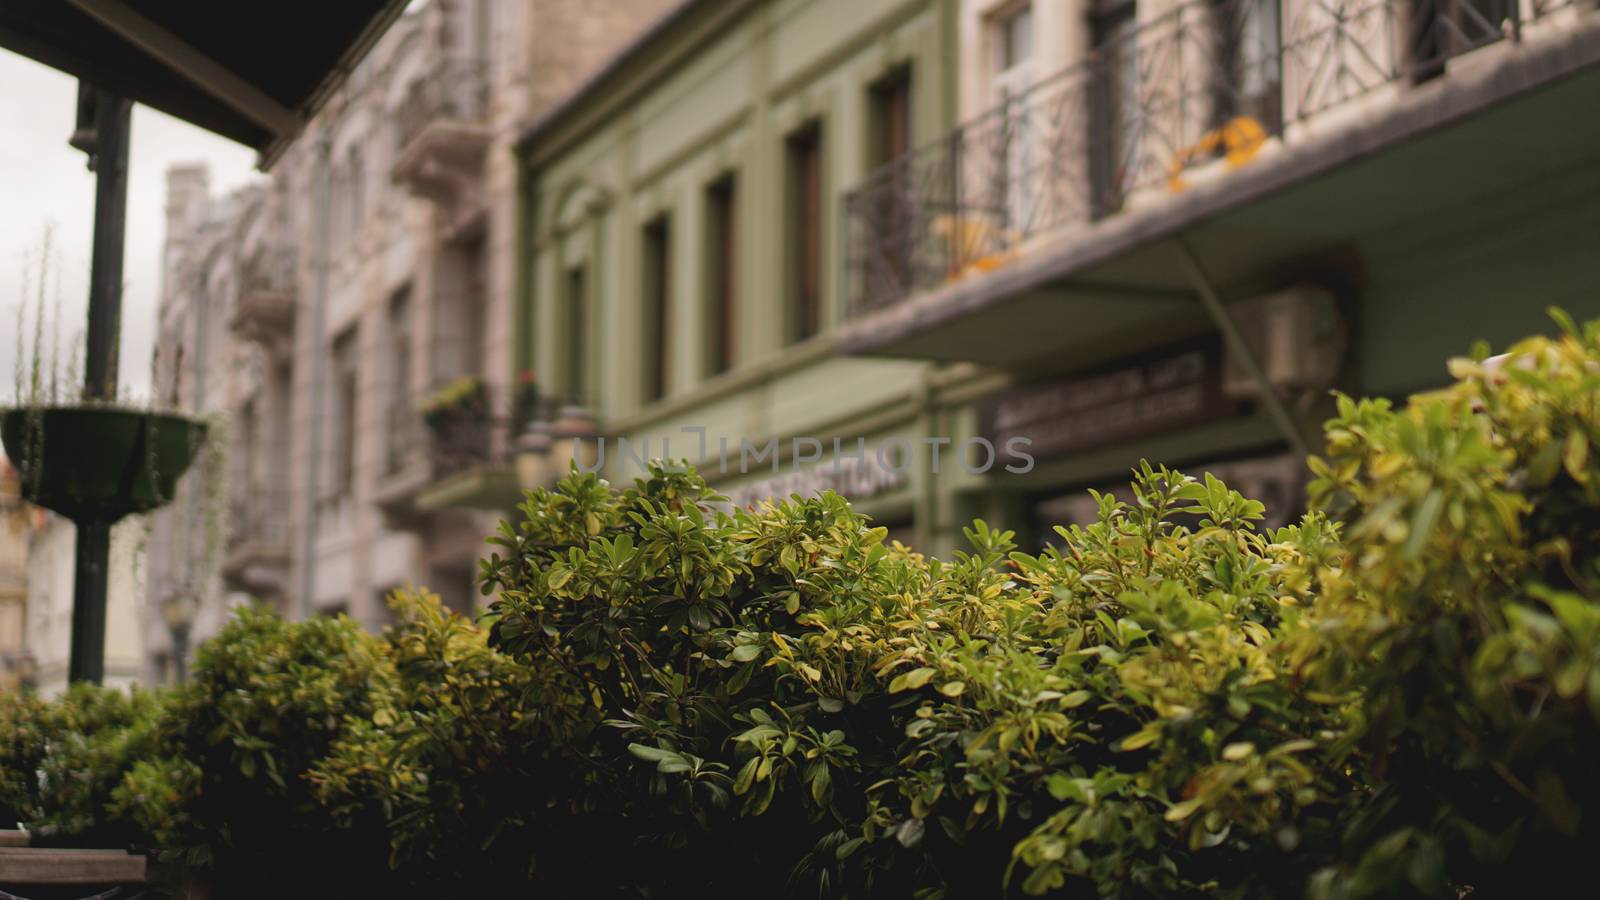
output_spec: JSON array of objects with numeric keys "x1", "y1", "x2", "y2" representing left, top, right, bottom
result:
[
  {"x1": 706, "y1": 175, "x2": 737, "y2": 376},
  {"x1": 565, "y1": 264, "x2": 588, "y2": 406},
  {"x1": 786, "y1": 123, "x2": 825, "y2": 344},
  {"x1": 643, "y1": 214, "x2": 672, "y2": 402},
  {"x1": 869, "y1": 65, "x2": 913, "y2": 169}
]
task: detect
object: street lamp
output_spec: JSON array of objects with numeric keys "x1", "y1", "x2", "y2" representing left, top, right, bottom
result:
[
  {"x1": 159, "y1": 592, "x2": 196, "y2": 684},
  {"x1": 514, "y1": 419, "x2": 554, "y2": 492},
  {"x1": 548, "y1": 405, "x2": 601, "y2": 481}
]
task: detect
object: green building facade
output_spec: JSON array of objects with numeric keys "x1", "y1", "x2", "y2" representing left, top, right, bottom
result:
[{"x1": 516, "y1": 0, "x2": 1600, "y2": 556}]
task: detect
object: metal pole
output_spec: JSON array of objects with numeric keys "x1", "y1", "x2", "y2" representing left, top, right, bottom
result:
[
  {"x1": 1172, "y1": 235, "x2": 1310, "y2": 460},
  {"x1": 82, "y1": 88, "x2": 131, "y2": 403},
  {"x1": 69, "y1": 521, "x2": 111, "y2": 684},
  {"x1": 68, "y1": 86, "x2": 131, "y2": 686}
]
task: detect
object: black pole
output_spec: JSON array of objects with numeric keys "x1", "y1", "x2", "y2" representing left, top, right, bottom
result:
[
  {"x1": 69, "y1": 521, "x2": 112, "y2": 684},
  {"x1": 67, "y1": 86, "x2": 132, "y2": 686},
  {"x1": 83, "y1": 87, "x2": 131, "y2": 403}
]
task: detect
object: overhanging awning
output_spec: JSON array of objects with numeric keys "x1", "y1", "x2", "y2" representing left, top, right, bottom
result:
[{"x1": 0, "y1": 0, "x2": 409, "y2": 167}]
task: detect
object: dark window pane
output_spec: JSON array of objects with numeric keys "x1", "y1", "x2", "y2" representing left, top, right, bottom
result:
[
  {"x1": 567, "y1": 266, "x2": 587, "y2": 404},
  {"x1": 644, "y1": 215, "x2": 672, "y2": 402},
  {"x1": 788, "y1": 125, "x2": 824, "y2": 342},
  {"x1": 707, "y1": 177, "x2": 736, "y2": 375}
]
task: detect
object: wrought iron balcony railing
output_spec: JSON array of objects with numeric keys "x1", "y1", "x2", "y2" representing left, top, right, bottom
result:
[
  {"x1": 843, "y1": 0, "x2": 1581, "y2": 316},
  {"x1": 429, "y1": 408, "x2": 510, "y2": 479},
  {"x1": 393, "y1": 59, "x2": 490, "y2": 153},
  {"x1": 384, "y1": 383, "x2": 511, "y2": 481}
]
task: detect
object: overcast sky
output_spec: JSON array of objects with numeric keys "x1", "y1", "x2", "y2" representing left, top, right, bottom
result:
[{"x1": 1, "y1": 47, "x2": 260, "y2": 406}]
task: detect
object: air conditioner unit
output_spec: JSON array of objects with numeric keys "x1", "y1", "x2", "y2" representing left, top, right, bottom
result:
[{"x1": 1221, "y1": 286, "x2": 1345, "y2": 400}]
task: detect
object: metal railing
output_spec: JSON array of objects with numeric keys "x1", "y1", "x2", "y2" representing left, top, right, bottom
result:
[
  {"x1": 393, "y1": 59, "x2": 490, "y2": 151},
  {"x1": 429, "y1": 407, "x2": 510, "y2": 478},
  {"x1": 843, "y1": 0, "x2": 1581, "y2": 315},
  {"x1": 385, "y1": 382, "x2": 512, "y2": 480}
]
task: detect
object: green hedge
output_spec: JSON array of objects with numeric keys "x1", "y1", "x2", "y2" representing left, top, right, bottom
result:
[{"x1": 4, "y1": 313, "x2": 1599, "y2": 898}]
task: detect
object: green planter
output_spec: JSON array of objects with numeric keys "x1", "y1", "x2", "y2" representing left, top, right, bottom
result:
[{"x1": 0, "y1": 406, "x2": 206, "y2": 523}]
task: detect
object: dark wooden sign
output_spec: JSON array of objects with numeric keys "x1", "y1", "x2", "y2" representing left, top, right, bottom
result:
[{"x1": 980, "y1": 338, "x2": 1237, "y2": 464}]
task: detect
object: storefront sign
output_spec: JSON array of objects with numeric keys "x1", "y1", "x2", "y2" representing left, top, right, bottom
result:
[
  {"x1": 979, "y1": 340, "x2": 1235, "y2": 464},
  {"x1": 722, "y1": 448, "x2": 908, "y2": 509}
]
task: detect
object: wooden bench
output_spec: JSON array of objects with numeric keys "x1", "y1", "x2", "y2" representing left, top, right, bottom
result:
[{"x1": 0, "y1": 832, "x2": 148, "y2": 899}]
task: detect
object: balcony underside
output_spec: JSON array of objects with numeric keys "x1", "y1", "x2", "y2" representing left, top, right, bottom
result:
[
  {"x1": 391, "y1": 121, "x2": 490, "y2": 233},
  {"x1": 229, "y1": 289, "x2": 296, "y2": 355},
  {"x1": 221, "y1": 543, "x2": 290, "y2": 598},
  {"x1": 414, "y1": 463, "x2": 520, "y2": 514},
  {"x1": 840, "y1": 24, "x2": 1600, "y2": 386}
]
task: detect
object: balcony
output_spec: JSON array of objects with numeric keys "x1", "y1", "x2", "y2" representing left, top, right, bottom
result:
[
  {"x1": 390, "y1": 59, "x2": 491, "y2": 231},
  {"x1": 222, "y1": 495, "x2": 290, "y2": 598},
  {"x1": 229, "y1": 247, "x2": 297, "y2": 358},
  {"x1": 374, "y1": 380, "x2": 519, "y2": 521},
  {"x1": 839, "y1": 0, "x2": 1600, "y2": 371}
]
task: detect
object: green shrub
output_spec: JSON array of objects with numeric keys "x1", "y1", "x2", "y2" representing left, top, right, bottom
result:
[
  {"x1": 5, "y1": 314, "x2": 1599, "y2": 899},
  {"x1": 310, "y1": 588, "x2": 554, "y2": 898},
  {"x1": 115, "y1": 607, "x2": 404, "y2": 897},
  {"x1": 1288, "y1": 312, "x2": 1600, "y2": 898},
  {"x1": 0, "y1": 684, "x2": 161, "y2": 846},
  {"x1": 456, "y1": 459, "x2": 1353, "y2": 897}
]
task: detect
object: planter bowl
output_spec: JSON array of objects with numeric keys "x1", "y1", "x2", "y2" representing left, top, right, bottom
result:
[{"x1": 1, "y1": 406, "x2": 206, "y2": 523}]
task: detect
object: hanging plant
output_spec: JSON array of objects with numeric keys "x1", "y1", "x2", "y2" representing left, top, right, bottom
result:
[
  {"x1": 420, "y1": 375, "x2": 487, "y2": 433},
  {"x1": 1, "y1": 233, "x2": 222, "y2": 533}
]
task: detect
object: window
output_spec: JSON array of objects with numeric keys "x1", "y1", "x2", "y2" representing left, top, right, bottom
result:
[
  {"x1": 389, "y1": 288, "x2": 412, "y2": 409},
  {"x1": 1000, "y1": 4, "x2": 1034, "y2": 72},
  {"x1": 331, "y1": 329, "x2": 359, "y2": 497},
  {"x1": 348, "y1": 149, "x2": 365, "y2": 236},
  {"x1": 386, "y1": 289, "x2": 413, "y2": 472},
  {"x1": 238, "y1": 399, "x2": 258, "y2": 497},
  {"x1": 565, "y1": 265, "x2": 588, "y2": 405},
  {"x1": 870, "y1": 67, "x2": 913, "y2": 169},
  {"x1": 706, "y1": 176, "x2": 737, "y2": 376},
  {"x1": 786, "y1": 124, "x2": 824, "y2": 343},
  {"x1": 1089, "y1": 0, "x2": 1139, "y2": 218},
  {"x1": 642, "y1": 215, "x2": 672, "y2": 402},
  {"x1": 1212, "y1": 0, "x2": 1282, "y2": 133},
  {"x1": 993, "y1": 5, "x2": 1035, "y2": 229},
  {"x1": 869, "y1": 68, "x2": 914, "y2": 290}
]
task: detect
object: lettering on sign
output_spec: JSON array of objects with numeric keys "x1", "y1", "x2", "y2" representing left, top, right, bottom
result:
[
  {"x1": 721, "y1": 448, "x2": 908, "y2": 509},
  {"x1": 980, "y1": 340, "x2": 1236, "y2": 465}
]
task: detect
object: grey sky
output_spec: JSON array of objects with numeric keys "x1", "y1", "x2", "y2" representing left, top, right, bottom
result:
[{"x1": 2, "y1": 47, "x2": 258, "y2": 407}]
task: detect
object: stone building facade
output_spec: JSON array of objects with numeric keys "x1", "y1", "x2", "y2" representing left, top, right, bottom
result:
[{"x1": 146, "y1": 0, "x2": 677, "y2": 677}]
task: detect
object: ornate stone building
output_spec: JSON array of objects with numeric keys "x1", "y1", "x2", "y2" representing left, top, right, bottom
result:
[{"x1": 147, "y1": 0, "x2": 677, "y2": 678}]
